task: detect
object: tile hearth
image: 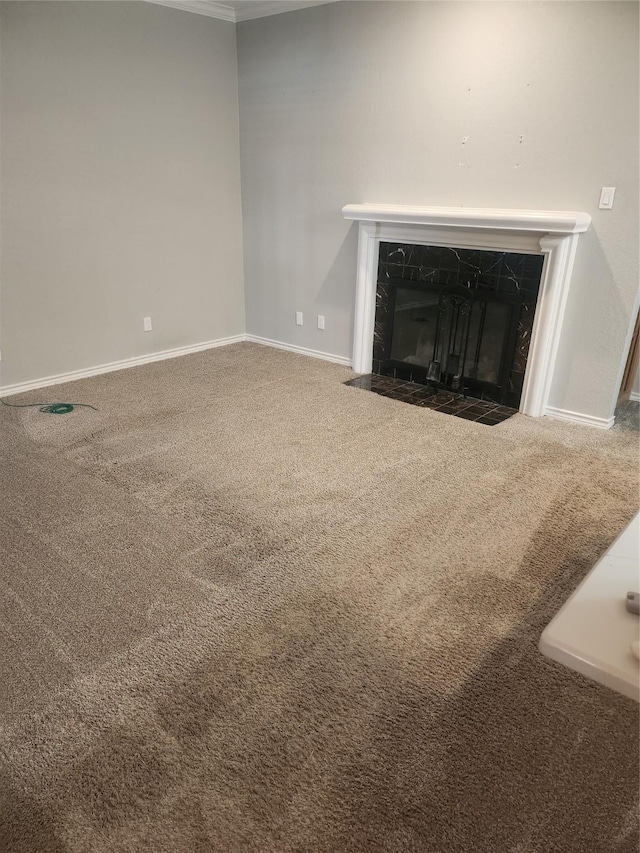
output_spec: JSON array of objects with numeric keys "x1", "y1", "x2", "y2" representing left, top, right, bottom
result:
[{"x1": 345, "y1": 375, "x2": 518, "y2": 425}]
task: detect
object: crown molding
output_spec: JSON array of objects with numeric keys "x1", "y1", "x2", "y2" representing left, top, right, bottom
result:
[
  {"x1": 233, "y1": 1, "x2": 339, "y2": 22},
  {"x1": 143, "y1": 0, "x2": 339, "y2": 23},
  {"x1": 142, "y1": 1, "x2": 236, "y2": 22}
]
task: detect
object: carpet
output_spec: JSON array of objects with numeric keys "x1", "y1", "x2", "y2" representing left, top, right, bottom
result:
[{"x1": 0, "y1": 342, "x2": 638, "y2": 852}]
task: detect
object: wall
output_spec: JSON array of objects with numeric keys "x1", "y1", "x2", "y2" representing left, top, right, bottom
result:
[
  {"x1": 237, "y1": 0, "x2": 639, "y2": 421},
  {"x1": 1, "y1": 1, "x2": 245, "y2": 388}
]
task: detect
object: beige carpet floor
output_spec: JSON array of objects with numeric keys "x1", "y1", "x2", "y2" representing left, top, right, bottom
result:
[{"x1": 0, "y1": 342, "x2": 638, "y2": 852}]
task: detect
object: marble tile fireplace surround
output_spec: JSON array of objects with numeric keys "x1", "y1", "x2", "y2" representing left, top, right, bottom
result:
[{"x1": 342, "y1": 204, "x2": 591, "y2": 420}]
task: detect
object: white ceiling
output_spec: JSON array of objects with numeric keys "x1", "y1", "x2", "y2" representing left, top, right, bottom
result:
[{"x1": 144, "y1": 0, "x2": 341, "y2": 23}]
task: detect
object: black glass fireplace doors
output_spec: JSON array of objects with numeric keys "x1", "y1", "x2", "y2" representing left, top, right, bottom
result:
[
  {"x1": 373, "y1": 243, "x2": 544, "y2": 408},
  {"x1": 387, "y1": 281, "x2": 522, "y2": 403},
  {"x1": 383, "y1": 280, "x2": 524, "y2": 405}
]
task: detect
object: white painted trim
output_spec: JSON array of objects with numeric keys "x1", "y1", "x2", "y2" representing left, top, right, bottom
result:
[
  {"x1": 520, "y1": 234, "x2": 579, "y2": 418},
  {"x1": 352, "y1": 222, "x2": 379, "y2": 377},
  {"x1": 245, "y1": 334, "x2": 351, "y2": 366},
  {"x1": 630, "y1": 391, "x2": 640, "y2": 403},
  {"x1": 0, "y1": 335, "x2": 245, "y2": 398},
  {"x1": 353, "y1": 222, "x2": 542, "y2": 254},
  {"x1": 1, "y1": 332, "x2": 613, "y2": 428},
  {"x1": 0, "y1": 333, "x2": 352, "y2": 399},
  {"x1": 233, "y1": 0, "x2": 339, "y2": 21},
  {"x1": 343, "y1": 203, "x2": 591, "y2": 420},
  {"x1": 143, "y1": 0, "x2": 339, "y2": 23},
  {"x1": 142, "y1": 1, "x2": 236, "y2": 22},
  {"x1": 544, "y1": 407, "x2": 614, "y2": 430},
  {"x1": 342, "y1": 204, "x2": 591, "y2": 235}
]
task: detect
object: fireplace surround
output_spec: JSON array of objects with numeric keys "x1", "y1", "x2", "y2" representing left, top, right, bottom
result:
[{"x1": 342, "y1": 204, "x2": 591, "y2": 419}]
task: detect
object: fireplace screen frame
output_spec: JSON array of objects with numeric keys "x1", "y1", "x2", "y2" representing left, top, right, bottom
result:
[{"x1": 380, "y1": 277, "x2": 526, "y2": 406}]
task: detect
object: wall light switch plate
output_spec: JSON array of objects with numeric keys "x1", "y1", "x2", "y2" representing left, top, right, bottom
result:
[
  {"x1": 143, "y1": 316, "x2": 152, "y2": 332},
  {"x1": 317, "y1": 315, "x2": 325, "y2": 330},
  {"x1": 296, "y1": 311, "x2": 303, "y2": 326},
  {"x1": 599, "y1": 187, "x2": 616, "y2": 209}
]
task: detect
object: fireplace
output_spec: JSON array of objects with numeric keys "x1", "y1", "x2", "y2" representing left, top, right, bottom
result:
[
  {"x1": 373, "y1": 243, "x2": 544, "y2": 408},
  {"x1": 342, "y1": 204, "x2": 591, "y2": 419}
]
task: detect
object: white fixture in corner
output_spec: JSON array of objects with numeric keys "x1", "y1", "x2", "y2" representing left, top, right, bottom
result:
[{"x1": 342, "y1": 203, "x2": 591, "y2": 420}]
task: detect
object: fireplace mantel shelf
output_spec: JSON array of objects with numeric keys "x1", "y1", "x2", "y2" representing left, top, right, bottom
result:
[
  {"x1": 342, "y1": 201, "x2": 594, "y2": 422},
  {"x1": 342, "y1": 203, "x2": 591, "y2": 235}
]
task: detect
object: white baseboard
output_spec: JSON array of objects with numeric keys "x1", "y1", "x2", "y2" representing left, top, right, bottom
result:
[
  {"x1": 629, "y1": 391, "x2": 640, "y2": 403},
  {"x1": 245, "y1": 334, "x2": 352, "y2": 367},
  {"x1": 0, "y1": 336, "x2": 621, "y2": 428},
  {"x1": 0, "y1": 333, "x2": 351, "y2": 398},
  {"x1": 544, "y1": 406, "x2": 614, "y2": 430},
  {"x1": 0, "y1": 334, "x2": 245, "y2": 398}
]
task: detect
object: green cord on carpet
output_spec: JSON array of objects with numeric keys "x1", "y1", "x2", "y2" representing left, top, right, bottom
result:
[{"x1": 0, "y1": 398, "x2": 97, "y2": 415}]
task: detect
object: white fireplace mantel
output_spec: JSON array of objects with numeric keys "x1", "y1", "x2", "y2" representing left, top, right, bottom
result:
[{"x1": 342, "y1": 203, "x2": 591, "y2": 420}]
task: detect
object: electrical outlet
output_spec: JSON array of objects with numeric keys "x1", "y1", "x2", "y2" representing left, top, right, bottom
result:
[
  {"x1": 317, "y1": 315, "x2": 325, "y2": 330},
  {"x1": 143, "y1": 316, "x2": 152, "y2": 332},
  {"x1": 296, "y1": 311, "x2": 303, "y2": 326}
]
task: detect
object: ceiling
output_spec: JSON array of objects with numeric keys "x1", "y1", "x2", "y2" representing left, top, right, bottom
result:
[{"x1": 144, "y1": 0, "x2": 341, "y2": 23}]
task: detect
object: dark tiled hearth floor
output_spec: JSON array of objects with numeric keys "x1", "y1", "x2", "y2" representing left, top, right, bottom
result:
[{"x1": 345, "y1": 375, "x2": 518, "y2": 425}]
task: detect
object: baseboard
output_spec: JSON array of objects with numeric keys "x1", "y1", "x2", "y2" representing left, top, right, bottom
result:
[
  {"x1": 245, "y1": 334, "x2": 352, "y2": 367},
  {"x1": 629, "y1": 391, "x2": 640, "y2": 403},
  {"x1": 0, "y1": 333, "x2": 351, "y2": 398},
  {"x1": 544, "y1": 406, "x2": 614, "y2": 430},
  {"x1": 0, "y1": 334, "x2": 246, "y2": 398}
]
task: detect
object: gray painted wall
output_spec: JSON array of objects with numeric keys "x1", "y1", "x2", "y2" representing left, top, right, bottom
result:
[
  {"x1": 237, "y1": 0, "x2": 639, "y2": 421},
  {"x1": 1, "y1": 1, "x2": 245, "y2": 387}
]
